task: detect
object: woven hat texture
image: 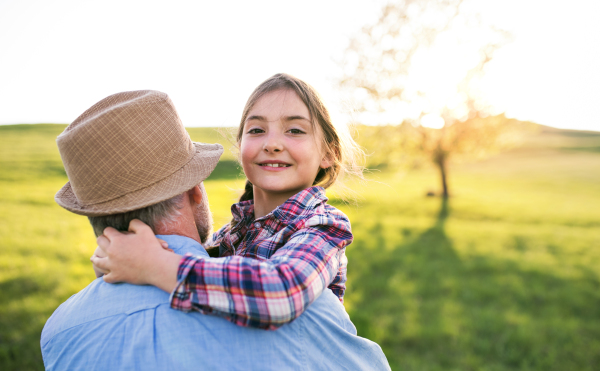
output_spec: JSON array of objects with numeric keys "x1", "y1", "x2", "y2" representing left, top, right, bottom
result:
[{"x1": 55, "y1": 90, "x2": 223, "y2": 216}]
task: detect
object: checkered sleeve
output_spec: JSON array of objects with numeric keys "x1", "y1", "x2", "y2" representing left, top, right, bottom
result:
[{"x1": 170, "y1": 214, "x2": 352, "y2": 330}]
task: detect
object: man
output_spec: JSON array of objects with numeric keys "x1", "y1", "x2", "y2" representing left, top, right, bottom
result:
[{"x1": 41, "y1": 90, "x2": 390, "y2": 370}]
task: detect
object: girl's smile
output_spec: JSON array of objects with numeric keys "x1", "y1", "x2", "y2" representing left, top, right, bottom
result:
[
  {"x1": 256, "y1": 160, "x2": 292, "y2": 170},
  {"x1": 240, "y1": 89, "x2": 332, "y2": 213}
]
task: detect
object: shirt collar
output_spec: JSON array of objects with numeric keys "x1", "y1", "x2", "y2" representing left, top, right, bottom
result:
[
  {"x1": 231, "y1": 199, "x2": 254, "y2": 224},
  {"x1": 230, "y1": 186, "x2": 328, "y2": 224},
  {"x1": 155, "y1": 234, "x2": 210, "y2": 258}
]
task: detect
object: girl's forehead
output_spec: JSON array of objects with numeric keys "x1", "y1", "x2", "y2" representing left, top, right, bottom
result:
[{"x1": 248, "y1": 89, "x2": 309, "y2": 118}]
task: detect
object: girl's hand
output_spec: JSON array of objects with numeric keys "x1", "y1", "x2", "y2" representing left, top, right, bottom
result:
[
  {"x1": 91, "y1": 246, "x2": 109, "y2": 278},
  {"x1": 91, "y1": 238, "x2": 172, "y2": 278},
  {"x1": 90, "y1": 219, "x2": 182, "y2": 293}
]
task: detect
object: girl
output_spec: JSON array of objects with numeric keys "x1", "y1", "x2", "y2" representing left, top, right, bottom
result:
[{"x1": 92, "y1": 73, "x2": 364, "y2": 329}]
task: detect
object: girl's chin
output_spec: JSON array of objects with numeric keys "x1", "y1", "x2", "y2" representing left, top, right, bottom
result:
[{"x1": 254, "y1": 185, "x2": 306, "y2": 196}]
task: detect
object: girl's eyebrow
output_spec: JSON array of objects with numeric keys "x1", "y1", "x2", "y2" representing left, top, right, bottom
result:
[
  {"x1": 246, "y1": 115, "x2": 266, "y2": 122},
  {"x1": 246, "y1": 115, "x2": 310, "y2": 122},
  {"x1": 285, "y1": 115, "x2": 310, "y2": 122}
]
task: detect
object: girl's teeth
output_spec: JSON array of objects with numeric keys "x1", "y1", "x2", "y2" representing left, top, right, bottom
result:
[{"x1": 263, "y1": 163, "x2": 288, "y2": 167}]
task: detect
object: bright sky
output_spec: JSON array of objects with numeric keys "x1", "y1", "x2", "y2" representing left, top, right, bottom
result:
[{"x1": 0, "y1": 0, "x2": 598, "y2": 131}]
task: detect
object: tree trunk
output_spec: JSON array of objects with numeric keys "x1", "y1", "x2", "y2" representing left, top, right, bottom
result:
[{"x1": 434, "y1": 150, "x2": 449, "y2": 198}]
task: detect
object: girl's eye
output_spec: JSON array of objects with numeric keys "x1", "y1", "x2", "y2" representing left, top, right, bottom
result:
[
  {"x1": 288, "y1": 128, "x2": 305, "y2": 135},
  {"x1": 247, "y1": 128, "x2": 264, "y2": 134}
]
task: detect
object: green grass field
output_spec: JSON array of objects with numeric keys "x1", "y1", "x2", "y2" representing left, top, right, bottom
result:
[{"x1": 1, "y1": 124, "x2": 599, "y2": 370}]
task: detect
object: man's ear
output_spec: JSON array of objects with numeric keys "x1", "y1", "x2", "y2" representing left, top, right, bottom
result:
[{"x1": 190, "y1": 185, "x2": 203, "y2": 205}]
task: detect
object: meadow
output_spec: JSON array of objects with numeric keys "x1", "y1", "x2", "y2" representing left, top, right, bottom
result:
[{"x1": 0, "y1": 123, "x2": 599, "y2": 370}]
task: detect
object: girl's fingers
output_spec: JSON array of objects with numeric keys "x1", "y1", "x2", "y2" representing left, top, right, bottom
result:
[
  {"x1": 102, "y1": 226, "x2": 121, "y2": 240},
  {"x1": 128, "y1": 219, "x2": 152, "y2": 234},
  {"x1": 93, "y1": 246, "x2": 107, "y2": 259},
  {"x1": 91, "y1": 258, "x2": 108, "y2": 278},
  {"x1": 90, "y1": 255, "x2": 109, "y2": 272},
  {"x1": 157, "y1": 238, "x2": 172, "y2": 251},
  {"x1": 97, "y1": 235, "x2": 110, "y2": 252},
  {"x1": 91, "y1": 246, "x2": 108, "y2": 278},
  {"x1": 102, "y1": 272, "x2": 118, "y2": 284},
  {"x1": 90, "y1": 255, "x2": 109, "y2": 277}
]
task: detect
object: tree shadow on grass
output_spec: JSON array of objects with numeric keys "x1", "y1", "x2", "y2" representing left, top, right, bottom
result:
[{"x1": 347, "y1": 198, "x2": 600, "y2": 371}]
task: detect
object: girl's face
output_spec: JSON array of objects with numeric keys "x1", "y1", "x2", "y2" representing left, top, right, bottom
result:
[{"x1": 240, "y1": 89, "x2": 332, "y2": 201}]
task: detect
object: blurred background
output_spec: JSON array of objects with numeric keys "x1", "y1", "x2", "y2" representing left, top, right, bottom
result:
[{"x1": 1, "y1": 0, "x2": 599, "y2": 370}]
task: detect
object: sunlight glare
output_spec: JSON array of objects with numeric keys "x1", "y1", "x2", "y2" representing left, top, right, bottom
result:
[{"x1": 421, "y1": 113, "x2": 445, "y2": 129}]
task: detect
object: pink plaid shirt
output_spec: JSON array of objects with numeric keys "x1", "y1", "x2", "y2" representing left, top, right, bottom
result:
[{"x1": 170, "y1": 186, "x2": 351, "y2": 329}]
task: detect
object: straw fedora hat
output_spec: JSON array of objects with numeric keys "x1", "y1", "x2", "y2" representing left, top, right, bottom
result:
[{"x1": 55, "y1": 90, "x2": 223, "y2": 216}]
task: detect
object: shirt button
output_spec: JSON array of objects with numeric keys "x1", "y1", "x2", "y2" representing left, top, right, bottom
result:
[{"x1": 254, "y1": 222, "x2": 261, "y2": 228}]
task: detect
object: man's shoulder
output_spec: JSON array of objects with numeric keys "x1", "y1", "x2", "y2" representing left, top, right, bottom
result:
[
  {"x1": 42, "y1": 235, "x2": 204, "y2": 349},
  {"x1": 41, "y1": 278, "x2": 169, "y2": 347},
  {"x1": 42, "y1": 284, "x2": 390, "y2": 370}
]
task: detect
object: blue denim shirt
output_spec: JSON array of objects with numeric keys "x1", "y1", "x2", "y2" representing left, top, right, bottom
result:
[{"x1": 41, "y1": 235, "x2": 390, "y2": 370}]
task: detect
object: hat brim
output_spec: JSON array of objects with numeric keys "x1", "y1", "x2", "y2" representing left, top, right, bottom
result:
[{"x1": 55, "y1": 142, "x2": 224, "y2": 217}]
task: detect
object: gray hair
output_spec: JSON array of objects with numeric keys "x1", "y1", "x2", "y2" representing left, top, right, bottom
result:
[{"x1": 88, "y1": 193, "x2": 185, "y2": 238}]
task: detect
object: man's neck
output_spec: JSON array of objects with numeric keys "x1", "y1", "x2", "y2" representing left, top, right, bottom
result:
[{"x1": 154, "y1": 209, "x2": 201, "y2": 244}]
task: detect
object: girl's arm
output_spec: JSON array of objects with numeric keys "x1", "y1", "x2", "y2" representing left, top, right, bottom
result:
[
  {"x1": 92, "y1": 220, "x2": 228, "y2": 289},
  {"x1": 93, "y1": 215, "x2": 351, "y2": 330},
  {"x1": 172, "y1": 216, "x2": 350, "y2": 329}
]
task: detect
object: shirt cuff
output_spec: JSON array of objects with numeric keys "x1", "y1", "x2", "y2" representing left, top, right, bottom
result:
[{"x1": 169, "y1": 253, "x2": 205, "y2": 312}]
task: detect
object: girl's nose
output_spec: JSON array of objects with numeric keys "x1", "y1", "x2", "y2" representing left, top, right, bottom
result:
[{"x1": 263, "y1": 132, "x2": 283, "y2": 153}]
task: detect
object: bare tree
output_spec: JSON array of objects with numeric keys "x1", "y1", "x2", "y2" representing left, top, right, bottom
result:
[{"x1": 338, "y1": 0, "x2": 515, "y2": 197}]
